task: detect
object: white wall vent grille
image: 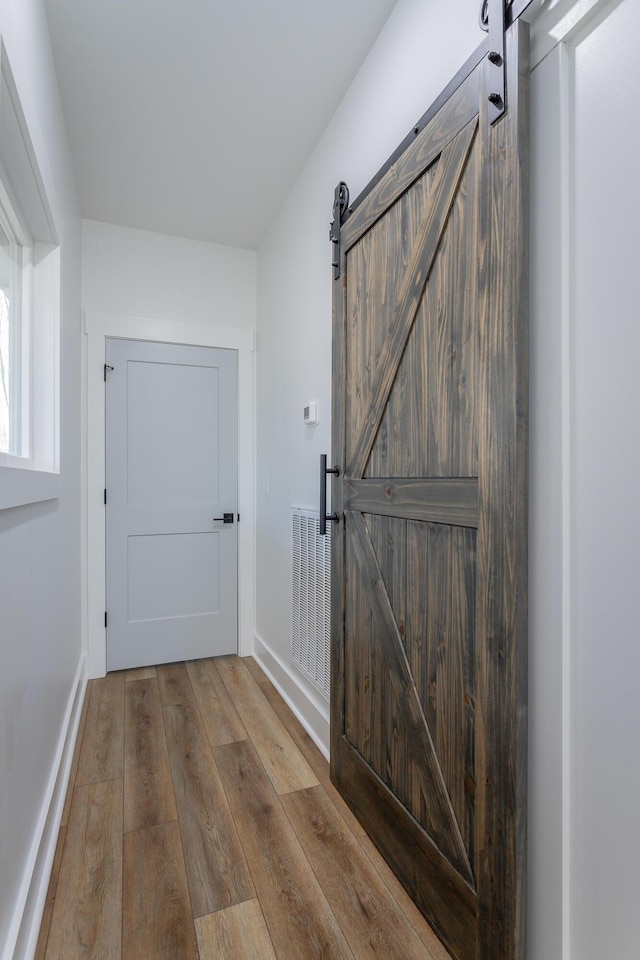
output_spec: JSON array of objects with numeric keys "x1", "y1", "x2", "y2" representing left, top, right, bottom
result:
[{"x1": 291, "y1": 507, "x2": 331, "y2": 699}]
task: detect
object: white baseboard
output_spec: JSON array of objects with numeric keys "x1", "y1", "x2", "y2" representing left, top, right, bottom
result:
[
  {"x1": 3, "y1": 656, "x2": 87, "y2": 960},
  {"x1": 253, "y1": 634, "x2": 330, "y2": 760}
]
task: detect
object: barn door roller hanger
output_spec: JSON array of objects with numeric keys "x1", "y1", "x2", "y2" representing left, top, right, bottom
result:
[{"x1": 330, "y1": 181, "x2": 349, "y2": 279}]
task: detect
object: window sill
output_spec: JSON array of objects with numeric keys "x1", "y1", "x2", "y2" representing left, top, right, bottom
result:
[{"x1": 0, "y1": 465, "x2": 60, "y2": 511}]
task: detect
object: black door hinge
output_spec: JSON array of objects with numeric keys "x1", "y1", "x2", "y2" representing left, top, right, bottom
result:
[
  {"x1": 104, "y1": 488, "x2": 107, "y2": 505},
  {"x1": 104, "y1": 611, "x2": 108, "y2": 628},
  {"x1": 104, "y1": 363, "x2": 114, "y2": 381}
]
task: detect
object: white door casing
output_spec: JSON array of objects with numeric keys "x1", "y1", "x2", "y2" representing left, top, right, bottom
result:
[
  {"x1": 105, "y1": 338, "x2": 238, "y2": 670},
  {"x1": 528, "y1": 1, "x2": 640, "y2": 959},
  {"x1": 84, "y1": 311, "x2": 255, "y2": 679}
]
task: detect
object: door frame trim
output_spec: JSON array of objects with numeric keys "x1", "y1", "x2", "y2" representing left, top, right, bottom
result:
[{"x1": 84, "y1": 310, "x2": 255, "y2": 678}]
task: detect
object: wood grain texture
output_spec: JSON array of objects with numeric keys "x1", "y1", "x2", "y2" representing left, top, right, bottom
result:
[
  {"x1": 260, "y1": 681, "x2": 367, "y2": 839},
  {"x1": 345, "y1": 478, "x2": 478, "y2": 527},
  {"x1": 75, "y1": 674, "x2": 124, "y2": 786},
  {"x1": 332, "y1": 18, "x2": 529, "y2": 960},
  {"x1": 348, "y1": 116, "x2": 478, "y2": 478},
  {"x1": 364, "y1": 514, "x2": 415, "y2": 817},
  {"x1": 163, "y1": 700, "x2": 255, "y2": 916},
  {"x1": 366, "y1": 127, "x2": 480, "y2": 481},
  {"x1": 357, "y1": 833, "x2": 453, "y2": 960},
  {"x1": 241, "y1": 655, "x2": 269, "y2": 685},
  {"x1": 124, "y1": 665, "x2": 156, "y2": 681},
  {"x1": 343, "y1": 528, "x2": 374, "y2": 768},
  {"x1": 363, "y1": 515, "x2": 477, "y2": 868},
  {"x1": 338, "y1": 740, "x2": 476, "y2": 960},
  {"x1": 61, "y1": 683, "x2": 91, "y2": 826},
  {"x1": 406, "y1": 520, "x2": 477, "y2": 865},
  {"x1": 186, "y1": 657, "x2": 248, "y2": 747},
  {"x1": 216, "y1": 656, "x2": 318, "y2": 795},
  {"x1": 45, "y1": 779, "x2": 122, "y2": 960},
  {"x1": 342, "y1": 70, "x2": 480, "y2": 253},
  {"x1": 157, "y1": 661, "x2": 195, "y2": 706},
  {"x1": 40, "y1": 656, "x2": 457, "y2": 960},
  {"x1": 124, "y1": 678, "x2": 177, "y2": 833},
  {"x1": 213, "y1": 739, "x2": 355, "y2": 960},
  {"x1": 345, "y1": 164, "x2": 434, "y2": 481},
  {"x1": 282, "y1": 785, "x2": 435, "y2": 960},
  {"x1": 195, "y1": 900, "x2": 277, "y2": 960},
  {"x1": 348, "y1": 509, "x2": 472, "y2": 882},
  {"x1": 474, "y1": 22, "x2": 530, "y2": 960},
  {"x1": 123, "y1": 821, "x2": 199, "y2": 960},
  {"x1": 330, "y1": 216, "x2": 348, "y2": 777}
]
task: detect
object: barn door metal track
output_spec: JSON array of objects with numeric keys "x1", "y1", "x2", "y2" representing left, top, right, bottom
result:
[{"x1": 335, "y1": 0, "x2": 536, "y2": 226}]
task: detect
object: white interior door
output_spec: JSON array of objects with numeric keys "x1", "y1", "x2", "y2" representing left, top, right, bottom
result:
[{"x1": 105, "y1": 338, "x2": 238, "y2": 671}]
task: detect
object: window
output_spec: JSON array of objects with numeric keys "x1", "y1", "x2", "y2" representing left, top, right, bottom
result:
[
  {"x1": 0, "y1": 189, "x2": 30, "y2": 459},
  {"x1": 0, "y1": 40, "x2": 60, "y2": 508}
]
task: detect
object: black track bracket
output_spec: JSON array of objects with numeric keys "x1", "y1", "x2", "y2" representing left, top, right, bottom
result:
[{"x1": 482, "y1": 0, "x2": 507, "y2": 124}]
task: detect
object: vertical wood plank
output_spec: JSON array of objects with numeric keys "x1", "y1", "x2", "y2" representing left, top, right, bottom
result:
[
  {"x1": 45, "y1": 779, "x2": 123, "y2": 960},
  {"x1": 215, "y1": 656, "x2": 318, "y2": 795},
  {"x1": 156, "y1": 661, "x2": 195, "y2": 706},
  {"x1": 330, "y1": 217, "x2": 348, "y2": 778},
  {"x1": 123, "y1": 821, "x2": 199, "y2": 960},
  {"x1": 241, "y1": 656, "x2": 269, "y2": 685},
  {"x1": 163, "y1": 700, "x2": 255, "y2": 916},
  {"x1": 186, "y1": 657, "x2": 248, "y2": 747},
  {"x1": 439, "y1": 526, "x2": 476, "y2": 868},
  {"x1": 195, "y1": 900, "x2": 277, "y2": 960},
  {"x1": 213, "y1": 739, "x2": 355, "y2": 960},
  {"x1": 282, "y1": 785, "x2": 435, "y2": 960},
  {"x1": 475, "y1": 22, "x2": 530, "y2": 960},
  {"x1": 260, "y1": 681, "x2": 367, "y2": 838},
  {"x1": 75, "y1": 674, "x2": 124, "y2": 786},
  {"x1": 357, "y1": 833, "x2": 454, "y2": 960},
  {"x1": 343, "y1": 531, "x2": 373, "y2": 765},
  {"x1": 124, "y1": 678, "x2": 177, "y2": 833}
]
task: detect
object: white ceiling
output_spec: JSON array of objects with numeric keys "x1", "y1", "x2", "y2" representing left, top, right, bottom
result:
[{"x1": 43, "y1": 0, "x2": 399, "y2": 249}]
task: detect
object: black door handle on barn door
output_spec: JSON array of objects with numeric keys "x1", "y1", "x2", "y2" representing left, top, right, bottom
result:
[
  {"x1": 319, "y1": 454, "x2": 340, "y2": 535},
  {"x1": 213, "y1": 512, "x2": 235, "y2": 523}
]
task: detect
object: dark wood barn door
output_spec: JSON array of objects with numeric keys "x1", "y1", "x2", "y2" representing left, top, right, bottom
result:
[{"x1": 329, "y1": 19, "x2": 529, "y2": 960}]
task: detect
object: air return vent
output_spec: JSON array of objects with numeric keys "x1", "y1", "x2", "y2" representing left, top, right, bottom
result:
[{"x1": 291, "y1": 507, "x2": 331, "y2": 699}]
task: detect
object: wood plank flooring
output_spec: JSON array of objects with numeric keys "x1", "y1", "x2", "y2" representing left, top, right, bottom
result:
[{"x1": 36, "y1": 656, "x2": 453, "y2": 960}]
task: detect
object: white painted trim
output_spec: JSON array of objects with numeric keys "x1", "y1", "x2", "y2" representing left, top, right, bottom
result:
[
  {"x1": 85, "y1": 312, "x2": 255, "y2": 678},
  {"x1": 2, "y1": 657, "x2": 87, "y2": 960},
  {"x1": 530, "y1": 8, "x2": 624, "y2": 955},
  {"x1": 253, "y1": 633, "x2": 330, "y2": 760},
  {"x1": 0, "y1": 45, "x2": 62, "y2": 506},
  {"x1": 530, "y1": 0, "x2": 622, "y2": 67},
  {"x1": 558, "y1": 39, "x2": 575, "y2": 960},
  {"x1": 0, "y1": 468, "x2": 59, "y2": 511}
]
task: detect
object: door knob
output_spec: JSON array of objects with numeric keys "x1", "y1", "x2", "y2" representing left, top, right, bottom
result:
[{"x1": 213, "y1": 512, "x2": 235, "y2": 524}]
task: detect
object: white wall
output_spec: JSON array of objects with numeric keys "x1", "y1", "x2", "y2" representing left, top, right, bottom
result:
[
  {"x1": 255, "y1": 0, "x2": 483, "y2": 748},
  {"x1": 81, "y1": 220, "x2": 258, "y2": 679},
  {"x1": 0, "y1": 2, "x2": 82, "y2": 958},
  {"x1": 256, "y1": 0, "x2": 640, "y2": 958},
  {"x1": 82, "y1": 219, "x2": 256, "y2": 329}
]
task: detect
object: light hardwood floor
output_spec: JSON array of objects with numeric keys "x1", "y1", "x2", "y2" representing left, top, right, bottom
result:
[{"x1": 36, "y1": 656, "x2": 453, "y2": 960}]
